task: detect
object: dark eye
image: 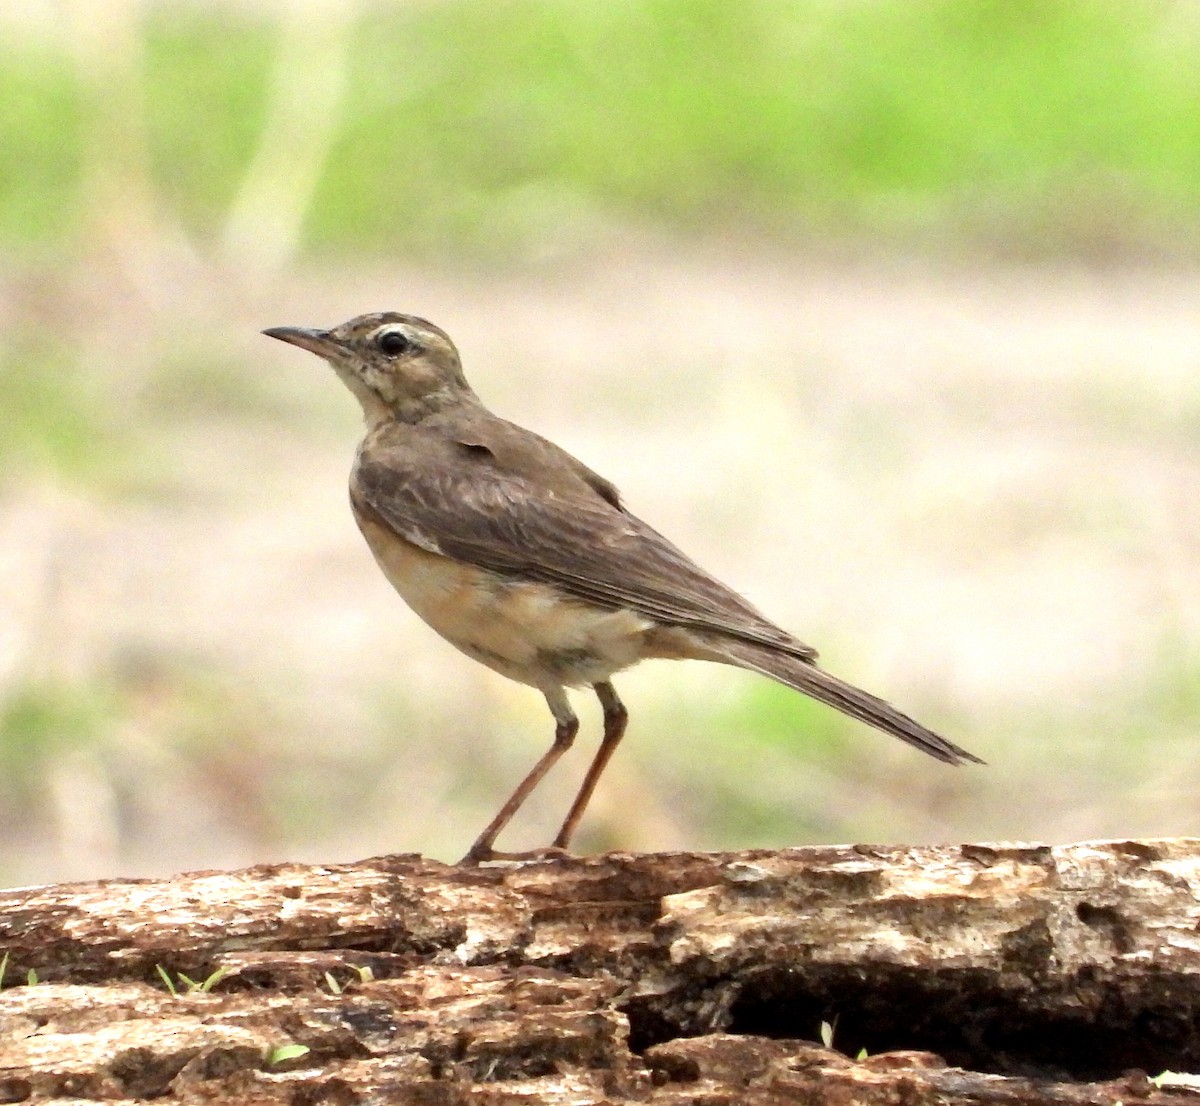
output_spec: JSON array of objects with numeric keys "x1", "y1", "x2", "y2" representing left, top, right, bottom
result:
[{"x1": 377, "y1": 329, "x2": 412, "y2": 357}]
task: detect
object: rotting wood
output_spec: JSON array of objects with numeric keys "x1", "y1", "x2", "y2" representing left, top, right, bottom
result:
[{"x1": 2, "y1": 839, "x2": 1200, "y2": 1103}]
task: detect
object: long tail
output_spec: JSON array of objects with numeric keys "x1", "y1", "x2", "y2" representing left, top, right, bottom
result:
[{"x1": 719, "y1": 641, "x2": 983, "y2": 765}]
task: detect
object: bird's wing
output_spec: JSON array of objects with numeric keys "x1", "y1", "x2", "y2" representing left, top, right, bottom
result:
[{"x1": 352, "y1": 436, "x2": 818, "y2": 661}]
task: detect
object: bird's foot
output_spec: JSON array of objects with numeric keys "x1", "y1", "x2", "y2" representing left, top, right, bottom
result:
[{"x1": 458, "y1": 844, "x2": 572, "y2": 866}]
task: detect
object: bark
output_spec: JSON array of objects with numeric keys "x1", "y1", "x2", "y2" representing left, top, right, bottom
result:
[{"x1": 2, "y1": 839, "x2": 1200, "y2": 1103}]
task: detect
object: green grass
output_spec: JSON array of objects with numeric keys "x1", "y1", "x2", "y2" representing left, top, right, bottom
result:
[
  {"x1": 0, "y1": 679, "x2": 118, "y2": 802},
  {"x1": 313, "y1": 0, "x2": 1200, "y2": 255},
  {"x1": 0, "y1": 332, "x2": 159, "y2": 491},
  {"x1": 0, "y1": 44, "x2": 82, "y2": 249},
  {"x1": 0, "y1": 341, "x2": 115, "y2": 479},
  {"x1": 2, "y1": 0, "x2": 1199, "y2": 259},
  {"x1": 141, "y1": 18, "x2": 275, "y2": 234},
  {"x1": 632, "y1": 676, "x2": 868, "y2": 846},
  {"x1": 705, "y1": 679, "x2": 856, "y2": 760}
]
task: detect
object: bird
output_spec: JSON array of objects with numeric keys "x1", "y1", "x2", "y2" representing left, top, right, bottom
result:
[{"x1": 264, "y1": 312, "x2": 982, "y2": 862}]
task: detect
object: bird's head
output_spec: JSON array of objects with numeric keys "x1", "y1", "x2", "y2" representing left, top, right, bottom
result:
[{"x1": 264, "y1": 312, "x2": 475, "y2": 425}]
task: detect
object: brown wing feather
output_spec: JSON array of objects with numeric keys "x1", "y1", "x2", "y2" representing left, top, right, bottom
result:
[{"x1": 353, "y1": 428, "x2": 818, "y2": 662}]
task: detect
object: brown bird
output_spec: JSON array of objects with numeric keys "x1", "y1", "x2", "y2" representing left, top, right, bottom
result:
[{"x1": 264, "y1": 312, "x2": 981, "y2": 862}]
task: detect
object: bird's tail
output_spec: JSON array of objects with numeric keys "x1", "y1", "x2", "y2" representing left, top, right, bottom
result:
[{"x1": 718, "y1": 641, "x2": 983, "y2": 766}]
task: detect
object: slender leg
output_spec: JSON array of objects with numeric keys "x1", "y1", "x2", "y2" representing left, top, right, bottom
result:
[
  {"x1": 552, "y1": 681, "x2": 628, "y2": 851},
  {"x1": 461, "y1": 687, "x2": 577, "y2": 864}
]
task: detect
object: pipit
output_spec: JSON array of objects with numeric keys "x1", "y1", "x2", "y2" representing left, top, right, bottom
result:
[{"x1": 265, "y1": 313, "x2": 981, "y2": 862}]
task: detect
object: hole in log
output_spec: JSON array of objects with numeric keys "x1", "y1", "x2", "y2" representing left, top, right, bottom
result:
[
  {"x1": 626, "y1": 965, "x2": 1200, "y2": 1082},
  {"x1": 1074, "y1": 901, "x2": 1133, "y2": 954}
]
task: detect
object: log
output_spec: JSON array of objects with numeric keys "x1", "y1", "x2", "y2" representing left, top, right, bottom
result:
[{"x1": 2, "y1": 839, "x2": 1200, "y2": 1103}]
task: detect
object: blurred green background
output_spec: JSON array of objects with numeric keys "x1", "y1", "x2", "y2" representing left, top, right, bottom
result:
[{"x1": 2, "y1": 0, "x2": 1199, "y2": 883}]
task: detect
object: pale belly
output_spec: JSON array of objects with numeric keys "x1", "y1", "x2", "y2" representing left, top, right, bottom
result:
[{"x1": 355, "y1": 512, "x2": 656, "y2": 689}]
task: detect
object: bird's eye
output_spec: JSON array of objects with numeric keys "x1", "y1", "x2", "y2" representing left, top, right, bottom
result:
[{"x1": 377, "y1": 329, "x2": 412, "y2": 357}]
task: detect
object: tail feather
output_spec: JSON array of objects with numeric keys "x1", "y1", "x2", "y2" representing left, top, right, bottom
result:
[{"x1": 720, "y1": 642, "x2": 983, "y2": 766}]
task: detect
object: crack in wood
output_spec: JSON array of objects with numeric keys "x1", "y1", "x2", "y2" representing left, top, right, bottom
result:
[{"x1": 1, "y1": 841, "x2": 1199, "y2": 1103}]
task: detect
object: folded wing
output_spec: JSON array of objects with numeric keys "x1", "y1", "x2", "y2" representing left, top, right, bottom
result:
[{"x1": 353, "y1": 434, "x2": 818, "y2": 662}]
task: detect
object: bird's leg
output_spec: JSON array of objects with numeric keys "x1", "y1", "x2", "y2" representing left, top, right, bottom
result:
[
  {"x1": 460, "y1": 688, "x2": 578, "y2": 864},
  {"x1": 552, "y1": 681, "x2": 628, "y2": 851}
]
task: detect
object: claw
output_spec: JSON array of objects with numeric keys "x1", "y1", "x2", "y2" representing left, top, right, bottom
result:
[{"x1": 459, "y1": 844, "x2": 571, "y2": 866}]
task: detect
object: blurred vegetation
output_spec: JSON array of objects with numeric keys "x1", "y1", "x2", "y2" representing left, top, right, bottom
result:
[
  {"x1": 1, "y1": 0, "x2": 1199, "y2": 261},
  {"x1": 0, "y1": 678, "x2": 118, "y2": 804},
  {"x1": 1, "y1": 0, "x2": 1198, "y2": 877},
  {"x1": 0, "y1": 338, "x2": 116, "y2": 479}
]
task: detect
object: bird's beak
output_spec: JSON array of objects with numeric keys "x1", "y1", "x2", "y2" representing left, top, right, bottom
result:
[{"x1": 262, "y1": 326, "x2": 344, "y2": 358}]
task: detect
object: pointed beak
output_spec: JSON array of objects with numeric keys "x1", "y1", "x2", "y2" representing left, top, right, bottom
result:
[{"x1": 262, "y1": 326, "x2": 344, "y2": 358}]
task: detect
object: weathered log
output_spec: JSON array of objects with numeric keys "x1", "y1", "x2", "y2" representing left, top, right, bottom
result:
[{"x1": 2, "y1": 839, "x2": 1200, "y2": 1103}]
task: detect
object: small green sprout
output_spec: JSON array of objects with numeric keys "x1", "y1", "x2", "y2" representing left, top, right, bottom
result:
[
  {"x1": 156, "y1": 965, "x2": 229, "y2": 995},
  {"x1": 155, "y1": 964, "x2": 178, "y2": 996},
  {"x1": 267, "y1": 1043, "x2": 311, "y2": 1066}
]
